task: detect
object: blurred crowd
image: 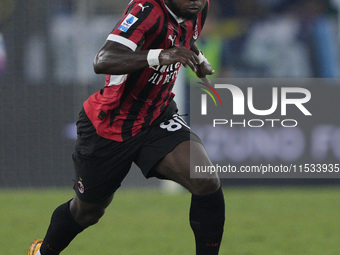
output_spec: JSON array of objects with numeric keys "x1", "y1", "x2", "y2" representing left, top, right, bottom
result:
[
  {"x1": 197, "y1": 0, "x2": 339, "y2": 78},
  {"x1": 0, "y1": 0, "x2": 339, "y2": 82}
]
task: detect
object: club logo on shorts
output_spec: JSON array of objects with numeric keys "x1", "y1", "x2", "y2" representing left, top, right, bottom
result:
[{"x1": 77, "y1": 178, "x2": 85, "y2": 194}]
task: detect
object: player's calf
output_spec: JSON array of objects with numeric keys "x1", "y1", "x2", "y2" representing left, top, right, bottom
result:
[
  {"x1": 37, "y1": 200, "x2": 85, "y2": 255},
  {"x1": 190, "y1": 185, "x2": 225, "y2": 255},
  {"x1": 34, "y1": 195, "x2": 113, "y2": 255}
]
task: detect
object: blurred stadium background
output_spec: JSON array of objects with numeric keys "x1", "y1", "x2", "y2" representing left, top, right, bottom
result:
[
  {"x1": 1, "y1": 0, "x2": 340, "y2": 254},
  {"x1": 1, "y1": 0, "x2": 340, "y2": 187}
]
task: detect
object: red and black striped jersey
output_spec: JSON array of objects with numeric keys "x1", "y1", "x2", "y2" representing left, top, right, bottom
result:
[{"x1": 84, "y1": 0, "x2": 209, "y2": 141}]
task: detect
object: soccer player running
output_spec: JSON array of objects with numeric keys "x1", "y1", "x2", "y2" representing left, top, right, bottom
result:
[{"x1": 29, "y1": 0, "x2": 225, "y2": 254}]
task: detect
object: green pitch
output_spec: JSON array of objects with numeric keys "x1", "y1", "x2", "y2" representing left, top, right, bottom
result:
[{"x1": 1, "y1": 187, "x2": 340, "y2": 255}]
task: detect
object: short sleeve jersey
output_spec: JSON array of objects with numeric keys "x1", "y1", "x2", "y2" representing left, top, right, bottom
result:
[{"x1": 84, "y1": 0, "x2": 209, "y2": 142}]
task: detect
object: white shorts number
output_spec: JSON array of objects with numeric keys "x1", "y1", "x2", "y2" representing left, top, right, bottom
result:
[
  {"x1": 160, "y1": 119, "x2": 182, "y2": 132},
  {"x1": 160, "y1": 115, "x2": 190, "y2": 132}
]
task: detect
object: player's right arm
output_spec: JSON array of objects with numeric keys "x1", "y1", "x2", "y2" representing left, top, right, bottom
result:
[{"x1": 93, "y1": 41, "x2": 200, "y2": 75}]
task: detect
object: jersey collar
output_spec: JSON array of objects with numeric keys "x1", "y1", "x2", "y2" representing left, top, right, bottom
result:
[{"x1": 163, "y1": 0, "x2": 185, "y2": 23}]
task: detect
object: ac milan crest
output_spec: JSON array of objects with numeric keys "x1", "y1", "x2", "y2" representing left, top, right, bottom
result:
[{"x1": 77, "y1": 179, "x2": 85, "y2": 194}]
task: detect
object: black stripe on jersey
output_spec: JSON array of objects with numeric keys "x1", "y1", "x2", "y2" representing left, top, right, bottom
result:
[
  {"x1": 119, "y1": 2, "x2": 155, "y2": 40},
  {"x1": 137, "y1": 16, "x2": 161, "y2": 47},
  {"x1": 125, "y1": 1, "x2": 136, "y2": 15},
  {"x1": 159, "y1": 102, "x2": 166, "y2": 114},
  {"x1": 109, "y1": 69, "x2": 144, "y2": 126},
  {"x1": 201, "y1": 2, "x2": 209, "y2": 28},
  {"x1": 179, "y1": 22, "x2": 187, "y2": 46},
  {"x1": 143, "y1": 4, "x2": 168, "y2": 49},
  {"x1": 142, "y1": 71, "x2": 178, "y2": 129},
  {"x1": 189, "y1": 19, "x2": 197, "y2": 47},
  {"x1": 158, "y1": 81, "x2": 175, "y2": 117},
  {"x1": 166, "y1": 8, "x2": 179, "y2": 25},
  {"x1": 165, "y1": 82, "x2": 175, "y2": 107},
  {"x1": 144, "y1": 0, "x2": 168, "y2": 47},
  {"x1": 121, "y1": 80, "x2": 156, "y2": 140},
  {"x1": 141, "y1": 78, "x2": 172, "y2": 129}
]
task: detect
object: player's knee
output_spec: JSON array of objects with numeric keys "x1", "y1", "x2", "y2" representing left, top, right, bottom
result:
[
  {"x1": 74, "y1": 207, "x2": 105, "y2": 228},
  {"x1": 82, "y1": 209, "x2": 105, "y2": 226},
  {"x1": 190, "y1": 176, "x2": 220, "y2": 196},
  {"x1": 70, "y1": 201, "x2": 106, "y2": 228}
]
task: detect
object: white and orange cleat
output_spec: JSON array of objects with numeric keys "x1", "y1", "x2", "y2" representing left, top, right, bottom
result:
[{"x1": 28, "y1": 239, "x2": 43, "y2": 255}]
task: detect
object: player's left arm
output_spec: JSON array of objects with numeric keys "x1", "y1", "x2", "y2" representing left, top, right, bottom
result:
[{"x1": 191, "y1": 43, "x2": 215, "y2": 79}]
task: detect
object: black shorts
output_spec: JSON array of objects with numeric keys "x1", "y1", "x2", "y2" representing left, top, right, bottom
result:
[{"x1": 72, "y1": 100, "x2": 202, "y2": 203}]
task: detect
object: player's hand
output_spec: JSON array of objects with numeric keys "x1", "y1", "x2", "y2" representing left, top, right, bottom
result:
[
  {"x1": 195, "y1": 56, "x2": 215, "y2": 85},
  {"x1": 159, "y1": 46, "x2": 200, "y2": 72},
  {"x1": 195, "y1": 60, "x2": 215, "y2": 78}
]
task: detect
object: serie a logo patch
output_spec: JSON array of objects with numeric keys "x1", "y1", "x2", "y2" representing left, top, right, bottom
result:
[{"x1": 118, "y1": 14, "x2": 139, "y2": 32}]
